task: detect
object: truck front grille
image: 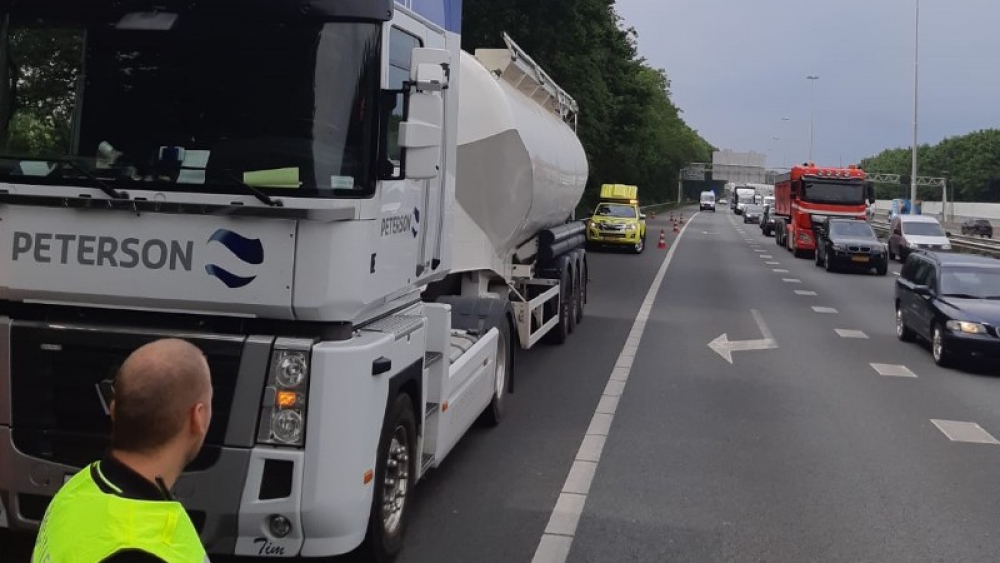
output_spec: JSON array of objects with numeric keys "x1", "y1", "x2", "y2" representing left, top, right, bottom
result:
[{"x1": 10, "y1": 323, "x2": 244, "y2": 469}]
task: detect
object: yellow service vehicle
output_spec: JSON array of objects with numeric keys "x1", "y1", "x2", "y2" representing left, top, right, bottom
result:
[{"x1": 586, "y1": 184, "x2": 647, "y2": 253}]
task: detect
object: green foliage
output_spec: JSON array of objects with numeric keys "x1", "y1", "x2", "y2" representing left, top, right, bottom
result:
[
  {"x1": 462, "y1": 0, "x2": 714, "y2": 211},
  {"x1": 860, "y1": 129, "x2": 1000, "y2": 202},
  {"x1": 1, "y1": 26, "x2": 83, "y2": 155}
]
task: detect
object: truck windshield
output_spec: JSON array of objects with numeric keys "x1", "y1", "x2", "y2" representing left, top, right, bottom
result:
[
  {"x1": 0, "y1": 15, "x2": 381, "y2": 198},
  {"x1": 595, "y1": 204, "x2": 636, "y2": 218},
  {"x1": 803, "y1": 181, "x2": 865, "y2": 205}
]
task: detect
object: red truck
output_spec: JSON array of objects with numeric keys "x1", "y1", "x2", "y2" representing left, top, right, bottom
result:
[{"x1": 773, "y1": 163, "x2": 873, "y2": 258}]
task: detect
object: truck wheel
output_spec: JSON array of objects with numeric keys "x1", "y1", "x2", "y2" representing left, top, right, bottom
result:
[
  {"x1": 575, "y1": 260, "x2": 586, "y2": 324},
  {"x1": 364, "y1": 394, "x2": 417, "y2": 563},
  {"x1": 482, "y1": 318, "x2": 512, "y2": 426},
  {"x1": 567, "y1": 274, "x2": 578, "y2": 334}
]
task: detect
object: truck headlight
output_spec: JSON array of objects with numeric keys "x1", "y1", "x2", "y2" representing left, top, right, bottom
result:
[
  {"x1": 625, "y1": 224, "x2": 637, "y2": 232},
  {"x1": 275, "y1": 351, "x2": 308, "y2": 389},
  {"x1": 271, "y1": 409, "x2": 305, "y2": 444},
  {"x1": 258, "y1": 341, "x2": 313, "y2": 447},
  {"x1": 946, "y1": 321, "x2": 987, "y2": 335}
]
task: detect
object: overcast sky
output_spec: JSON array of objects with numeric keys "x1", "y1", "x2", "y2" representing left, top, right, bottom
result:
[{"x1": 616, "y1": 0, "x2": 1000, "y2": 169}]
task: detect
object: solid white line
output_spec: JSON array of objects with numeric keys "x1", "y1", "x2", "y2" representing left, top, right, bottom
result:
[{"x1": 532, "y1": 211, "x2": 700, "y2": 563}]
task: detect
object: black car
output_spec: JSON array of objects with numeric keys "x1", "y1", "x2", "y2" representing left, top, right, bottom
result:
[
  {"x1": 743, "y1": 204, "x2": 763, "y2": 224},
  {"x1": 814, "y1": 218, "x2": 888, "y2": 275},
  {"x1": 760, "y1": 205, "x2": 777, "y2": 237},
  {"x1": 960, "y1": 218, "x2": 994, "y2": 239},
  {"x1": 895, "y1": 251, "x2": 1000, "y2": 367}
]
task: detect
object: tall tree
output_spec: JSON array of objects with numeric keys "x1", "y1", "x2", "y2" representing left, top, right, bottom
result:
[
  {"x1": 462, "y1": 0, "x2": 714, "y2": 210},
  {"x1": 860, "y1": 129, "x2": 1000, "y2": 202}
]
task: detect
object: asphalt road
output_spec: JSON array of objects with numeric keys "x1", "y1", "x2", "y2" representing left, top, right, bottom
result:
[{"x1": 6, "y1": 207, "x2": 1000, "y2": 562}]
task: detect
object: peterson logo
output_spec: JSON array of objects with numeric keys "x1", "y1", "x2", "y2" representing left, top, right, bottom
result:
[
  {"x1": 205, "y1": 229, "x2": 264, "y2": 289},
  {"x1": 381, "y1": 208, "x2": 420, "y2": 239}
]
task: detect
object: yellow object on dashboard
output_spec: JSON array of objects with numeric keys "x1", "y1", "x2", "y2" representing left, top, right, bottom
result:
[{"x1": 600, "y1": 184, "x2": 638, "y2": 202}]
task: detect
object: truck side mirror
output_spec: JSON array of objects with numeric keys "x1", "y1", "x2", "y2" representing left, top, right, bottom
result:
[{"x1": 400, "y1": 48, "x2": 451, "y2": 180}]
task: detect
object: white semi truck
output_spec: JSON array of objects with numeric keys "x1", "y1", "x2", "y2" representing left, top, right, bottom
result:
[{"x1": 0, "y1": 1, "x2": 589, "y2": 560}]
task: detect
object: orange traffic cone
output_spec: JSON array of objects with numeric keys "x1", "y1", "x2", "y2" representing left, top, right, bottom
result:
[
  {"x1": 658, "y1": 230, "x2": 667, "y2": 249},
  {"x1": 672, "y1": 224, "x2": 680, "y2": 234}
]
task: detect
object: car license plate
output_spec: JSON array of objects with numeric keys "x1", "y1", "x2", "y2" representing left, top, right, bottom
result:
[{"x1": 851, "y1": 255, "x2": 870, "y2": 263}]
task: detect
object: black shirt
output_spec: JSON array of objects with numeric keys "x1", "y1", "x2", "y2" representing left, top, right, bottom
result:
[{"x1": 94, "y1": 455, "x2": 174, "y2": 563}]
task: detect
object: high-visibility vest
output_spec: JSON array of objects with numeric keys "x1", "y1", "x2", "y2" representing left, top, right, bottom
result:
[{"x1": 32, "y1": 462, "x2": 207, "y2": 563}]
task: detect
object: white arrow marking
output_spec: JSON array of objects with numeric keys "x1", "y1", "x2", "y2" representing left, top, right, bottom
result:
[{"x1": 708, "y1": 309, "x2": 778, "y2": 364}]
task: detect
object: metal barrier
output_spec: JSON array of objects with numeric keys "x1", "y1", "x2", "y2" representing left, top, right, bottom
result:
[{"x1": 870, "y1": 221, "x2": 1000, "y2": 258}]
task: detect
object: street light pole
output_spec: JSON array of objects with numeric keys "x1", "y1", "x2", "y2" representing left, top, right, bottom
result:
[
  {"x1": 910, "y1": 0, "x2": 921, "y2": 214},
  {"x1": 806, "y1": 76, "x2": 820, "y2": 162}
]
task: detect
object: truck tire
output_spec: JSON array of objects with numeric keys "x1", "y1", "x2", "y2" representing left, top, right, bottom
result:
[
  {"x1": 547, "y1": 266, "x2": 573, "y2": 345},
  {"x1": 574, "y1": 252, "x2": 587, "y2": 324},
  {"x1": 364, "y1": 394, "x2": 418, "y2": 563},
  {"x1": 481, "y1": 318, "x2": 513, "y2": 426}
]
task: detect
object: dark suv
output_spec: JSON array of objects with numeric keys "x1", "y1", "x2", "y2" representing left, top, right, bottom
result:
[
  {"x1": 960, "y1": 218, "x2": 994, "y2": 238},
  {"x1": 895, "y1": 251, "x2": 1000, "y2": 367},
  {"x1": 815, "y1": 218, "x2": 888, "y2": 275}
]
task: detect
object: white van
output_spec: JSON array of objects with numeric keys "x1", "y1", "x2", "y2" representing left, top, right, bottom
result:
[
  {"x1": 888, "y1": 214, "x2": 952, "y2": 262},
  {"x1": 700, "y1": 191, "x2": 716, "y2": 212}
]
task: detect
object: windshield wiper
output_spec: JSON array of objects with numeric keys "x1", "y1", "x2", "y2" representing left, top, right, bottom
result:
[
  {"x1": 48, "y1": 157, "x2": 128, "y2": 200},
  {"x1": 0, "y1": 155, "x2": 128, "y2": 200},
  {"x1": 218, "y1": 170, "x2": 283, "y2": 207}
]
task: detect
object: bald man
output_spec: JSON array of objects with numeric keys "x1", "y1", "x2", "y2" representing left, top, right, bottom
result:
[{"x1": 33, "y1": 339, "x2": 213, "y2": 563}]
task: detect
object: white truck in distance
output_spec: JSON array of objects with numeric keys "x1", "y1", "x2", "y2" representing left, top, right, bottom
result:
[{"x1": 0, "y1": 1, "x2": 590, "y2": 560}]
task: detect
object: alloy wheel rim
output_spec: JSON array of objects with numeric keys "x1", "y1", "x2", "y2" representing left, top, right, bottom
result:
[{"x1": 382, "y1": 426, "x2": 410, "y2": 535}]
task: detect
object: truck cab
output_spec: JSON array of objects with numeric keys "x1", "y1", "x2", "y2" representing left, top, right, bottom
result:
[{"x1": 587, "y1": 184, "x2": 647, "y2": 254}]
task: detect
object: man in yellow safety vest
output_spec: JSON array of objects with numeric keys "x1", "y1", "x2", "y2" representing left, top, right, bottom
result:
[{"x1": 32, "y1": 339, "x2": 213, "y2": 563}]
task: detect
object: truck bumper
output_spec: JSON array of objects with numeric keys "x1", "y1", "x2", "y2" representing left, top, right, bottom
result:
[{"x1": 0, "y1": 429, "x2": 252, "y2": 554}]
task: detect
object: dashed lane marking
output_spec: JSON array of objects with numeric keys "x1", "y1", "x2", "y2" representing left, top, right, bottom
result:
[
  {"x1": 931, "y1": 420, "x2": 1000, "y2": 445},
  {"x1": 871, "y1": 363, "x2": 917, "y2": 378},
  {"x1": 795, "y1": 290, "x2": 818, "y2": 296},
  {"x1": 532, "y1": 212, "x2": 700, "y2": 563},
  {"x1": 766, "y1": 261, "x2": 781, "y2": 265},
  {"x1": 835, "y1": 329, "x2": 869, "y2": 339},
  {"x1": 812, "y1": 307, "x2": 838, "y2": 314},
  {"x1": 782, "y1": 278, "x2": 802, "y2": 284},
  {"x1": 760, "y1": 255, "x2": 774, "y2": 259},
  {"x1": 773, "y1": 269, "x2": 790, "y2": 273}
]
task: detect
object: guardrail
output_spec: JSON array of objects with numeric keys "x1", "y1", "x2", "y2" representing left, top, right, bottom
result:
[{"x1": 870, "y1": 221, "x2": 1000, "y2": 258}]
